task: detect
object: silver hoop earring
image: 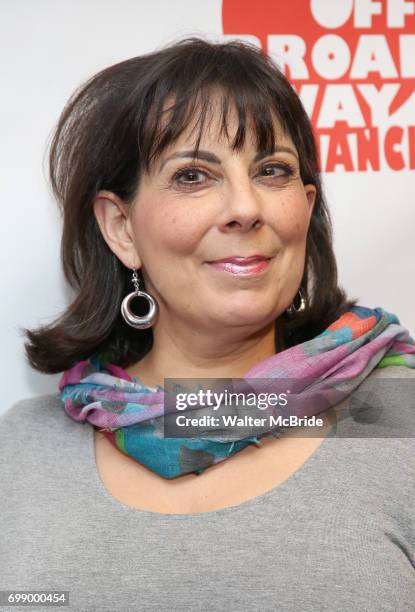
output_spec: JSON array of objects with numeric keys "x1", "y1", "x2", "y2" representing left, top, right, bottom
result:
[
  {"x1": 120, "y1": 269, "x2": 159, "y2": 329},
  {"x1": 286, "y1": 288, "x2": 306, "y2": 316}
]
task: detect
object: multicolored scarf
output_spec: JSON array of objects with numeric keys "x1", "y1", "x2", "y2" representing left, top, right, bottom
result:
[{"x1": 59, "y1": 305, "x2": 415, "y2": 478}]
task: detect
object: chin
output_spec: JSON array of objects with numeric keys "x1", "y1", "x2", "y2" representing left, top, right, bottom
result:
[{"x1": 215, "y1": 306, "x2": 278, "y2": 328}]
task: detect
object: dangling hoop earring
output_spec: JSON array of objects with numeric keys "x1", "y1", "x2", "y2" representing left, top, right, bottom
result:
[
  {"x1": 120, "y1": 269, "x2": 159, "y2": 329},
  {"x1": 286, "y1": 288, "x2": 307, "y2": 316}
]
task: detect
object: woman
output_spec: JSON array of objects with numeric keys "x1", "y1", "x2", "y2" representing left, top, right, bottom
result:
[{"x1": 1, "y1": 37, "x2": 415, "y2": 611}]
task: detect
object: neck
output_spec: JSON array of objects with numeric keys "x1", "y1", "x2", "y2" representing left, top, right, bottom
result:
[{"x1": 125, "y1": 319, "x2": 278, "y2": 389}]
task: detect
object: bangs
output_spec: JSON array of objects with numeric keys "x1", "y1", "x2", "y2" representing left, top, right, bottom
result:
[{"x1": 137, "y1": 44, "x2": 290, "y2": 171}]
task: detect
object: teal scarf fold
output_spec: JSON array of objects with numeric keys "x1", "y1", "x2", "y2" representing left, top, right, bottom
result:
[{"x1": 59, "y1": 305, "x2": 415, "y2": 478}]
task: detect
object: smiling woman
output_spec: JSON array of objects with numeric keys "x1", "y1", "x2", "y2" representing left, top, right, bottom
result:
[
  {"x1": 21, "y1": 38, "x2": 357, "y2": 373},
  {"x1": 2, "y1": 36, "x2": 415, "y2": 612}
]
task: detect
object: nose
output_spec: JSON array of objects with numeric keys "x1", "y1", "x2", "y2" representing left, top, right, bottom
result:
[{"x1": 218, "y1": 179, "x2": 265, "y2": 233}]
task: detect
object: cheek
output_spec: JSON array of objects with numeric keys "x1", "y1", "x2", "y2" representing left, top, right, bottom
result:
[
  {"x1": 163, "y1": 217, "x2": 203, "y2": 254},
  {"x1": 134, "y1": 198, "x2": 205, "y2": 257},
  {"x1": 271, "y1": 192, "x2": 311, "y2": 243}
]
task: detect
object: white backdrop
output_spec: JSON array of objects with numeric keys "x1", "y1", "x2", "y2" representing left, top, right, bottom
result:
[{"x1": 1, "y1": 0, "x2": 414, "y2": 412}]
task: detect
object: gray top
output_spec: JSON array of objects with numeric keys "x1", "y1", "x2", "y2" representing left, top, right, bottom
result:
[{"x1": 1, "y1": 365, "x2": 414, "y2": 612}]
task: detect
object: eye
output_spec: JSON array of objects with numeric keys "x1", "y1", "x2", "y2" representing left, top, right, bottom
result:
[
  {"x1": 258, "y1": 162, "x2": 294, "y2": 178},
  {"x1": 173, "y1": 167, "x2": 208, "y2": 186}
]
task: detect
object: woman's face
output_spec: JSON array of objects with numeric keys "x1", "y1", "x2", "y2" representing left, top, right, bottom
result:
[{"x1": 124, "y1": 108, "x2": 316, "y2": 335}]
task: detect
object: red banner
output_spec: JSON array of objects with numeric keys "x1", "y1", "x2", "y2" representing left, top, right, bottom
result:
[{"x1": 223, "y1": 0, "x2": 415, "y2": 172}]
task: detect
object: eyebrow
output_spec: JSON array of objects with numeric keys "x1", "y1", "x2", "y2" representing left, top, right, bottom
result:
[{"x1": 159, "y1": 146, "x2": 299, "y2": 171}]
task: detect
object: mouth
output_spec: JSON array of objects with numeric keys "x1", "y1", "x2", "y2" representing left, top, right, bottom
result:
[
  {"x1": 207, "y1": 255, "x2": 271, "y2": 265},
  {"x1": 206, "y1": 255, "x2": 273, "y2": 277}
]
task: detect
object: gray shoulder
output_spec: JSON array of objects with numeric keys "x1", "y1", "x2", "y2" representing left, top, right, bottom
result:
[
  {"x1": 368, "y1": 365, "x2": 415, "y2": 379},
  {"x1": 335, "y1": 365, "x2": 415, "y2": 440},
  {"x1": 0, "y1": 392, "x2": 77, "y2": 436},
  {"x1": 1, "y1": 392, "x2": 61, "y2": 421}
]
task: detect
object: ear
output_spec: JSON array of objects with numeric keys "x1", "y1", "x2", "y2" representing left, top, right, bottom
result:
[
  {"x1": 304, "y1": 184, "x2": 317, "y2": 219},
  {"x1": 93, "y1": 190, "x2": 142, "y2": 270}
]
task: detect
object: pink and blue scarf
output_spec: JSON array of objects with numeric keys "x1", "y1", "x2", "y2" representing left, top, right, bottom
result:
[{"x1": 59, "y1": 305, "x2": 415, "y2": 478}]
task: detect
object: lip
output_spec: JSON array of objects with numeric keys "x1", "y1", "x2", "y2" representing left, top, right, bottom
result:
[
  {"x1": 207, "y1": 257, "x2": 272, "y2": 277},
  {"x1": 207, "y1": 255, "x2": 271, "y2": 264}
]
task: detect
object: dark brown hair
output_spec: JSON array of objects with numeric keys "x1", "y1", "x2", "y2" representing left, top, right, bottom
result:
[{"x1": 21, "y1": 37, "x2": 358, "y2": 373}]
